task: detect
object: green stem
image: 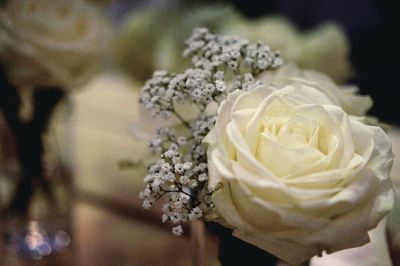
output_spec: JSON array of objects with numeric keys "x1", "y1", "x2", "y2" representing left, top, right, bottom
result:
[{"x1": 171, "y1": 109, "x2": 191, "y2": 129}]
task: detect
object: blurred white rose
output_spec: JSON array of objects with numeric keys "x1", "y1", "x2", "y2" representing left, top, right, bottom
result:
[
  {"x1": 260, "y1": 64, "x2": 372, "y2": 116},
  {"x1": 112, "y1": 5, "x2": 352, "y2": 84},
  {"x1": 222, "y1": 17, "x2": 352, "y2": 83},
  {"x1": 0, "y1": 0, "x2": 110, "y2": 89},
  {"x1": 205, "y1": 83, "x2": 394, "y2": 265},
  {"x1": 111, "y1": 4, "x2": 239, "y2": 82},
  {"x1": 154, "y1": 4, "x2": 239, "y2": 73},
  {"x1": 295, "y1": 23, "x2": 352, "y2": 83},
  {"x1": 111, "y1": 8, "x2": 166, "y2": 82},
  {"x1": 222, "y1": 16, "x2": 298, "y2": 60}
]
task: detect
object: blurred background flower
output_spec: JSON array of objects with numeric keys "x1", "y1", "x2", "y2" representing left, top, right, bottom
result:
[
  {"x1": 111, "y1": 3, "x2": 352, "y2": 84},
  {"x1": 0, "y1": 0, "x2": 111, "y2": 89}
]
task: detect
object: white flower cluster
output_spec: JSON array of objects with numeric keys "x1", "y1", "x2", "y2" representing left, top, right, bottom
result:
[
  {"x1": 184, "y1": 28, "x2": 283, "y2": 74},
  {"x1": 139, "y1": 28, "x2": 283, "y2": 119},
  {"x1": 139, "y1": 28, "x2": 283, "y2": 235},
  {"x1": 139, "y1": 143, "x2": 212, "y2": 235},
  {"x1": 139, "y1": 67, "x2": 228, "y2": 120},
  {"x1": 190, "y1": 114, "x2": 216, "y2": 141}
]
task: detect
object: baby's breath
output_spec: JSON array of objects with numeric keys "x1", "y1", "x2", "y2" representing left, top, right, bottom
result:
[{"x1": 139, "y1": 28, "x2": 283, "y2": 235}]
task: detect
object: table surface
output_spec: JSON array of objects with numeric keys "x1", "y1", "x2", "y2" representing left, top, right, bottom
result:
[{"x1": 0, "y1": 191, "x2": 220, "y2": 266}]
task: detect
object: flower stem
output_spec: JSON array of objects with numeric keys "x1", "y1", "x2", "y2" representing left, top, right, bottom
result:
[{"x1": 172, "y1": 110, "x2": 191, "y2": 129}]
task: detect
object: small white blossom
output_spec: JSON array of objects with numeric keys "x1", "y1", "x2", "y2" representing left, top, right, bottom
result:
[
  {"x1": 151, "y1": 137, "x2": 161, "y2": 146},
  {"x1": 177, "y1": 136, "x2": 187, "y2": 146},
  {"x1": 174, "y1": 164, "x2": 184, "y2": 173},
  {"x1": 169, "y1": 143, "x2": 179, "y2": 151},
  {"x1": 190, "y1": 180, "x2": 198, "y2": 188},
  {"x1": 180, "y1": 193, "x2": 190, "y2": 204},
  {"x1": 151, "y1": 178, "x2": 162, "y2": 191},
  {"x1": 143, "y1": 200, "x2": 152, "y2": 209},
  {"x1": 169, "y1": 192, "x2": 180, "y2": 202},
  {"x1": 170, "y1": 213, "x2": 183, "y2": 224},
  {"x1": 162, "y1": 203, "x2": 170, "y2": 213},
  {"x1": 257, "y1": 59, "x2": 268, "y2": 70},
  {"x1": 162, "y1": 214, "x2": 168, "y2": 223},
  {"x1": 205, "y1": 84, "x2": 215, "y2": 94},
  {"x1": 162, "y1": 172, "x2": 175, "y2": 182},
  {"x1": 198, "y1": 173, "x2": 208, "y2": 182},
  {"x1": 161, "y1": 162, "x2": 172, "y2": 172},
  {"x1": 172, "y1": 225, "x2": 183, "y2": 236},
  {"x1": 192, "y1": 89, "x2": 202, "y2": 99},
  {"x1": 214, "y1": 71, "x2": 224, "y2": 80},
  {"x1": 183, "y1": 162, "x2": 193, "y2": 170},
  {"x1": 215, "y1": 80, "x2": 226, "y2": 92},
  {"x1": 186, "y1": 78, "x2": 197, "y2": 88},
  {"x1": 164, "y1": 150, "x2": 176, "y2": 158},
  {"x1": 144, "y1": 175, "x2": 153, "y2": 183},
  {"x1": 139, "y1": 191, "x2": 145, "y2": 200},
  {"x1": 143, "y1": 187, "x2": 151, "y2": 196},
  {"x1": 228, "y1": 61, "x2": 238, "y2": 69},
  {"x1": 179, "y1": 175, "x2": 190, "y2": 185},
  {"x1": 172, "y1": 156, "x2": 181, "y2": 165},
  {"x1": 198, "y1": 163, "x2": 208, "y2": 171},
  {"x1": 188, "y1": 207, "x2": 203, "y2": 220}
]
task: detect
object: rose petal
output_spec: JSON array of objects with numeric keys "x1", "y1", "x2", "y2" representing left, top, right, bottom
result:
[
  {"x1": 214, "y1": 90, "x2": 245, "y2": 158},
  {"x1": 229, "y1": 179, "x2": 331, "y2": 231},
  {"x1": 256, "y1": 131, "x2": 325, "y2": 177},
  {"x1": 231, "y1": 162, "x2": 341, "y2": 203}
]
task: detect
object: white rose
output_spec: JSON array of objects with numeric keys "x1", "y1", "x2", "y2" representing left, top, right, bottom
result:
[
  {"x1": 0, "y1": 0, "x2": 110, "y2": 89},
  {"x1": 204, "y1": 83, "x2": 394, "y2": 265},
  {"x1": 261, "y1": 64, "x2": 372, "y2": 116}
]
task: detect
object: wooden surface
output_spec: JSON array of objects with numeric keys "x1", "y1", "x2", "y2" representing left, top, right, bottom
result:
[{"x1": 0, "y1": 191, "x2": 220, "y2": 266}]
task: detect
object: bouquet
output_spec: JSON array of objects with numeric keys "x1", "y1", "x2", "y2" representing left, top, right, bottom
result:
[{"x1": 136, "y1": 28, "x2": 394, "y2": 265}]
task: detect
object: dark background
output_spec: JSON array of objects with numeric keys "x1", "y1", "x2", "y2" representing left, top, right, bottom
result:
[{"x1": 226, "y1": 0, "x2": 399, "y2": 125}]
